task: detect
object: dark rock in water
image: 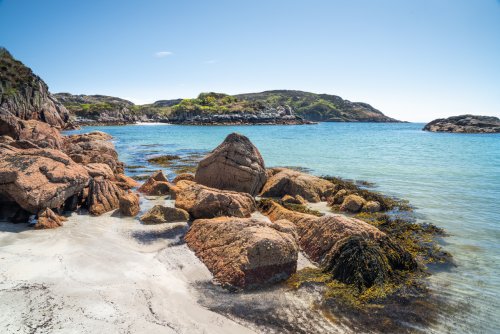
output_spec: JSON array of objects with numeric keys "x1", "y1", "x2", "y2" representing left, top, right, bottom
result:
[
  {"x1": 259, "y1": 201, "x2": 416, "y2": 289},
  {"x1": 423, "y1": 114, "x2": 500, "y2": 133},
  {"x1": 0, "y1": 48, "x2": 69, "y2": 128},
  {"x1": 174, "y1": 180, "x2": 256, "y2": 219},
  {"x1": 185, "y1": 216, "x2": 299, "y2": 289},
  {"x1": 87, "y1": 177, "x2": 124, "y2": 216},
  {"x1": 195, "y1": 133, "x2": 267, "y2": 196}
]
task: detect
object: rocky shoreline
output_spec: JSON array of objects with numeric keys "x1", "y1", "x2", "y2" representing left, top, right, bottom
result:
[
  {"x1": 1, "y1": 46, "x2": 452, "y2": 332},
  {"x1": 423, "y1": 114, "x2": 500, "y2": 133}
]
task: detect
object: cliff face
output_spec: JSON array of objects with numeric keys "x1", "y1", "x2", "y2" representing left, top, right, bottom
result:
[
  {"x1": 423, "y1": 115, "x2": 500, "y2": 133},
  {"x1": 0, "y1": 48, "x2": 69, "y2": 128}
]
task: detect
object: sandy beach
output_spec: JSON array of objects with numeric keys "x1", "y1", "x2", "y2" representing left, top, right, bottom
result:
[{"x1": 0, "y1": 197, "x2": 343, "y2": 334}]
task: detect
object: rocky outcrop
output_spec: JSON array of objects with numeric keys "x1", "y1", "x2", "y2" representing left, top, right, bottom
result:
[
  {"x1": 34, "y1": 208, "x2": 67, "y2": 229},
  {"x1": 259, "y1": 201, "x2": 416, "y2": 288},
  {"x1": 195, "y1": 133, "x2": 267, "y2": 196},
  {"x1": 0, "y1": 48, "x2": 69, "y2": 128},
  {"x1": 423, "y1": 115, "x2": 500, "y2": 133},
  {"x1": 113, "y1": 173, "x2": 139, "y2": 190},
  {"x1": 83, "y1": 163, "x2": 114, "y2": 179},
  {"x1": 87, "y1": 177, "x2": 124, "y2": 216},
  {"x1": 140, "y1": 205, "x2": 189, "y2": 224},
  {"x1": 0, "y1": 144, "x2": 90, "y2": 213},
  {"x1": 185, "y1": 216, "x2": 299, "y2": 289},
  {"x1": 119, "y1": 192, "x2": 140, "y2": 217},
  {"x1": 260, "y1": 168, "x2": 335, "y2": 202},
  {"x1": 138, "y1": 171, "x2": 175, "y2": 196},
  {"x1": 0, "y1": 114, "x2": 63, "y2": 149},
  {"x1": 339, "y1": 194, "x2": 366, "y2": 213},
  {"x1": 174, "y1": 180, "x2": 256, "y2": 219},
  {"x1": 63, "y1": 131, "x2": 123, "y2": 173}
]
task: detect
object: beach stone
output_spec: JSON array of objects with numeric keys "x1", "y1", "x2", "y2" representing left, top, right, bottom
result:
[
  {"x1": 340, "y1": 194, "x2": 366, "y2": 213},
  {"x1": 362, "y1": 201, "x2": 382, "y2": 213},
  {"x1": 87, "y1": 177, "x2": 124, "y2": 216},
  {"x1": 140, "y1": 205, "x2": 189, "y2": 224},
  {"x1": 138, "y1": 170, "x2": 173, "y2": 195},
  {"x1": 174, "y1": 180, "x2": 256, "y2": 219},
  {"x1": 259, "y1": 201, "x2": 416, "y2": 288},
  {"x1": 195, "y1": 132, "x2": 267, "y2": 196},
  {"x1": 185, "y1": 216, "x2": 299, "y2": 289},
  {"x1": 330, "y1": 189, "x2": 348, "y2": 205},
  {"x1": 119, "y1": 192, "x2": 140, "y2": 216},
  {"x1": 0, "y1": 144, "x2": 90, "y2": 213},
  {"x1": 35, "y1": 208, "x2": 67, "y2": 229},
  {"x1": 173, "y1": 173, "x2": 195, "y2": 184},
  {"x1": 260, "y1": 168, "x2": 335, "y2": 203}
]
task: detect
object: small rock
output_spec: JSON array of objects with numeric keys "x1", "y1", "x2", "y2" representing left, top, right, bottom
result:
[
  {"x1": 140, "y1": 205, "x2": 189, "y2": 224},
  {"x1": 362, "y1": 201, "x2": 381, "y2": 213},
  {"x1": 340, "y1": 194, "x2": 366, "y2": 213},
  {"x1": 35, "y1": 208, "x2": 67, "y2": 229},
  {"x1": 119, "y1": 192, "x2": 140, "y2": 216}
]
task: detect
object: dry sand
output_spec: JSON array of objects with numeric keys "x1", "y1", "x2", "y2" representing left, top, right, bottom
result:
[{"x1": 0, "y1": 198, "x2": 343, "y2": 334}]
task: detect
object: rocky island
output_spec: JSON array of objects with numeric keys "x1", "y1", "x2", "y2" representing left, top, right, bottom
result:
[
  {"x1": 423, "y1": 114, "x2": 500, "y2": 133},
  {"x1": 53, "y1": 90, "x2": 398, "y2": 126}
]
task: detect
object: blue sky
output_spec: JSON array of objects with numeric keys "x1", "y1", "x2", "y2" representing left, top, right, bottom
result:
[{"x1": 1, "y1": 0, "x2": 499, "y2": 122}]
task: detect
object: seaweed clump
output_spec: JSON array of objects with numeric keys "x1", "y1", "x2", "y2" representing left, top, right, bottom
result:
[{"x1": 147, "y1": 155, "x2": 181, "y2": 166}]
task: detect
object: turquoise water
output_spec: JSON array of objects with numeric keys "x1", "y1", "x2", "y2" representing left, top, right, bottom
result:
[{"x1": 71, "y1": 122, "x2": 500, "y2": 333}]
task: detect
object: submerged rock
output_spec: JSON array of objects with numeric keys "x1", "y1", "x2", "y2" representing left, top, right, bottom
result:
[
  {"x1": 260, "y1": 168, "x2": 335, "y2": 202},
  {"x1": 259, "y1": 201, "x2": 416, "y2": 288},
  {"x1": 195, "y1": 133, "x2": 267, "y2": 196},
  {"x1": 174, "y1": 180, "x2": 256, "y2": 219},
  {"x1": 185, "y1": 216, "x2": 299, "y2": 289},
  {"x1": 0, "y1": 144, "x2": 90, "y2": 213},
  {"x1": 140, "y1": 205, "x2": 189, "y2": 224}
]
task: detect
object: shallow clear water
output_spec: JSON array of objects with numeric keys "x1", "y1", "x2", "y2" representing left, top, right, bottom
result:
[{"x1": 70, "y1": 122, "x2": 500, "y2": 333}]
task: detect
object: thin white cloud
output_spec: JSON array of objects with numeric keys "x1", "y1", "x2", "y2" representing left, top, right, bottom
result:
[
  {"x1": 154, "y1": 51, "x2": 173, "y2": 58},
  {"x1": 203, "y1": 59, "x2": 217, "y2": 64}
]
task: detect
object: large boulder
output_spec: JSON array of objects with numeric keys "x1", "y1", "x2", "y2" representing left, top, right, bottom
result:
[
  {"x1": 174, "y1": 180, "x2": 256, "y2": 219},
  {"x1": 63, "y1": 131, "x2": 122, "y2": 174},
  {"x1": 83, "y1": 163, "x2": 114, "y2": 179},
  {"x1": 0, "y1": 144, "x2": 90, "y2": 213},
  {"x1": 119, "y1": 192, "x2": 140, "y2": 217},
  {"x1": 259, "y1": 201, "x2": 416, "y2": 288},
  {"x1": 87, "y1": 177, "x2": 124, "y2": 216},
  {"x1": 185, "y1": 216, "x2": 299, "y2": 289},
  {"x1": 260, "y1": 168, "x2": 335, "y2": 202},
  {"x1": 140, "y1": 205, "x2": 189, "y2": 224},
  {"x1": 113, "y1": 173, "x2": 139, "y2": 189},
  {"x1": 195, "y1": 133, "x2": 267, "y2": 196}
]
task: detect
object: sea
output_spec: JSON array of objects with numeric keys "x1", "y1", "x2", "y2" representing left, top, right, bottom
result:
[{"x1": 69, "y1": 122, "x2": 500, "y2": 333}]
